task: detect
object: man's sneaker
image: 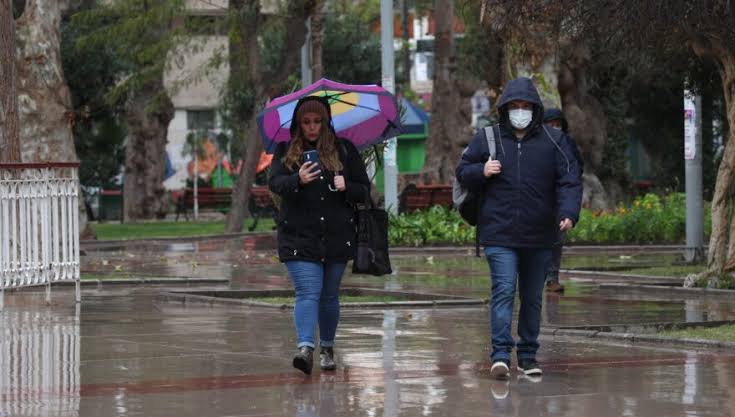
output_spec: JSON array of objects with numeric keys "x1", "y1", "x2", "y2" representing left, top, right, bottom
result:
[
  {"x1": 546, "y1": 281, "x2": 565, "y2": 292},
  {"x1": 320, "y1": 347, "x2": 336, "y2": 371},
  {"x1": 490, "y1": 360, "x2": 510, "y2": 380},
  {"x1": 517, "y1": 358, "x2": 542, "y2": 376}
]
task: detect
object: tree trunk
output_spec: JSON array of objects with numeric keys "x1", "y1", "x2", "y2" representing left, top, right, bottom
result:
[
  {"x1": 400, "y1": 0, "x2": 410, "y2": 85},
  {"x1": 557, "y1": 43, "x2": 612, "y2": 210},
  {"x1": 0, "y1": 0, "x2": 21, "y2": 162},
  {"x1": 227, "y1": 122, "x2": 263, "y2": 231},
  {"x1": 704, "y1": 47, "x2": 735, "y2": 278},
  {"x1": 15, "y1": 0, "x2": 90, "y2": 234},
  {"x1": 15, "y1": 0, "x2": 77, "y2": 163},
  {"x1": 310, "y1": 0, "x2": 325, "y2": 81},
  {"x1": 225, "y1": 0, "x2": 310, "y2": 233},
  {"x1": 224, "y1": 0, "x2": 260, "y2": 233},
  {"x1": 421, "y1": 0, "x2": 469, "y2": 184},
  {"x1": 681, "y1": 36, "x2": 735, "y2": 287},
  {"x1": 122, "y1": 84, "x2": 174, "y2": 221}
]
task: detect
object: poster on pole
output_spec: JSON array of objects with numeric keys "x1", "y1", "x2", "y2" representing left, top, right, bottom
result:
[{"x1": 684, "y1": 93, "x2": 696, "y2": 160}]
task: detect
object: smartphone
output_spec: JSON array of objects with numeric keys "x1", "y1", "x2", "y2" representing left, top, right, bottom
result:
[{"x1": 303, "y1": 150, "x2": 320, "y2": 170}]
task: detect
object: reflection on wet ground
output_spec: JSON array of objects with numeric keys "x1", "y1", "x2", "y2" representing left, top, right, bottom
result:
[{"x1": 1, "y1": 235, "x2": 733, "y2": 416}]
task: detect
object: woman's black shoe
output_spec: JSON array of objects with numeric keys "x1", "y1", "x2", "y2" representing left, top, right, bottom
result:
[
  {"x1": 320, "y1": 347, "x2": 336, "y2": 371},
  {"x1": 293, "y1": 346, "x2": 314, "y2": 375}
]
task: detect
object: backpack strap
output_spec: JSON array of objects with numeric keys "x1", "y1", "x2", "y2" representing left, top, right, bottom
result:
[
  {"x1": 542, "y1": 125, "x2": 571, "y2": 173},
  {"x1": 483, "y1": 125, "x2": 497, "y2": 160},
  {"x1": 475, "y1": 125, "x2": 497, "y2": 258}
]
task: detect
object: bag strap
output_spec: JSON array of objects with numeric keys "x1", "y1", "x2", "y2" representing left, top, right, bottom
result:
[
  {"x1": 542, "y1": 125, "x2": 570, "y2": 173},
  {"x1": 475, "y1": 125, "x2": 497, "y2": 257},
  {"x1": 483, "y1": 125, "x2": 497, "y2": 160}
]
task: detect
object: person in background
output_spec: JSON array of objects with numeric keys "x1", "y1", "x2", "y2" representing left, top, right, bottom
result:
[{"x1": 543, "y1": 108, "x2": 584, "y2": 293}]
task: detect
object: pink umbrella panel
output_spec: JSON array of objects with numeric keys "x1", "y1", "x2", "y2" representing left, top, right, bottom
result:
[{"x1": 257, "y1": 79, "x2": 402, "y2": 154}]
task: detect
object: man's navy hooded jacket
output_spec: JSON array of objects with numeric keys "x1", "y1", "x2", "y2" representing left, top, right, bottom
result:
[{"x1": 455, "y1": 77, "x2": 583, "y2": 248}]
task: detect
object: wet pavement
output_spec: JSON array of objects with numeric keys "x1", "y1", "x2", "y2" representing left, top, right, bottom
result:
[{"x1": 2, "y1": 236, "x2": 735, "y2": 416}]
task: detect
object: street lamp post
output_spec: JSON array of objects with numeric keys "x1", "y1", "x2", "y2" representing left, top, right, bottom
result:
[
  {"x1": 381, "y1": 0, "x2": 398, "y2": 214},
  {"x1": 684, "y1": 89, "x2": 704, "y2": 263}
]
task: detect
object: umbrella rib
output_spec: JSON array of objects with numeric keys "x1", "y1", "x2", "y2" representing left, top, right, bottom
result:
[{"x1": 329, "y1": 97, "x2": 386, "y2": 115}]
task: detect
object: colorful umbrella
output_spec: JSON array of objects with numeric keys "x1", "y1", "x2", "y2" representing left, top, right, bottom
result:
[{"x1": 257, "y1": 78, "x2": 402, "y2": 154}]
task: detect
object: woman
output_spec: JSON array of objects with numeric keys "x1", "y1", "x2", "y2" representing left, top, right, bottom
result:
[{"x1": 269, "y1": 96, "x2": 370, "y2": 375}]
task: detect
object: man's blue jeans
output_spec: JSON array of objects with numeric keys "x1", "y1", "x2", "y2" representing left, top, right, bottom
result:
[
  {"x1": 484, "y1": 246, "x2": 551, "y2": 362},
  {"x1": 285, "y1": 260, "x2": 346, "y2": 349}
]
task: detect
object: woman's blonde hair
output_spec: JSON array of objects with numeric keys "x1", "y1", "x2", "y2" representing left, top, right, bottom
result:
[{"x1": 283, "y1": 99, "x2": 343, "y2": 173}]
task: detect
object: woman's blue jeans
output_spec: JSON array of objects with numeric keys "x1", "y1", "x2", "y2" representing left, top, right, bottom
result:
[
  {"x1": 484, "y1": 246, "x2": 551, "y2": 362},
  {"x1": 285, "y1": 260, "x2": 346, "y2": 349}
]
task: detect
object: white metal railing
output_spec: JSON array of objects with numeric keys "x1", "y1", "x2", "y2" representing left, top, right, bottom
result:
[
  {"x1": 0, "y1": 309, "x2": 80, "y2": 416},
  {"x1": 0, "y1": 163, "x2": 81, "y2": 309}
]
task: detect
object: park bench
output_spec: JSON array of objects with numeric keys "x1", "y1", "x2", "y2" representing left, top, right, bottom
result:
[
  {"x1": 398, "y1": 183, "x2": 454, "y2": 213},
  {"x1": 175, "y1": 186, "x2": 277, "y2": 231},
  {"x1": 175, "y1": 187, "x2": 231, "y2": 221},
  {"x1": 247, "y1": 186, "x2": 278, "y2": 231}
]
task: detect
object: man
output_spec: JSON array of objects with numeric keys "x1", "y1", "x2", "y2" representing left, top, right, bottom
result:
[
  {"x1": 543, "y1": 108, "x2": 584, "y2": 293},
  {"x1": 455, "y1": 78, "x2": 582, "y2": 380}
]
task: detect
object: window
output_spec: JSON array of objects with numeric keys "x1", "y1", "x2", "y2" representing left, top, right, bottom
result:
[{"x1": 187, "y1": 110, "x2": 216, "y2": 131}]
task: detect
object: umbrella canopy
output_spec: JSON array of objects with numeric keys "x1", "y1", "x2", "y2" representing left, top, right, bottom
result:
[
  {"x1": 257, "y1": 78, "x2": 401, "y2": 154},
  {"x1": 399, "y1": 98, "x2": 430, "y2": 135}
]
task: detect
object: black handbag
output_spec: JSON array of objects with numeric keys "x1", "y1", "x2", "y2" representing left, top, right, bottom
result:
[{"x1": 352, "y1": 197, "x2": 392, "y2": 276}]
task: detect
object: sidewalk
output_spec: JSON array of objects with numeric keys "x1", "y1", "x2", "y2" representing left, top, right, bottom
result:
[{"x1": 2, "y1": 288, "x2": 734, "y2": 417}]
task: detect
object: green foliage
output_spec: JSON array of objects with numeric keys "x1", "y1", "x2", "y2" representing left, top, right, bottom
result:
[
  {"x1": 70, "y1": 0, "x2": 186, "y2": 110},
  {"x1": 323, "y1": 11, "x2": 381, "y2": 84},
  {"x1": 591, "y1": 66, "x2": 631, "y2": 186},
  {"x1": 388, "y1": 193, "x2": 711, "y2": 246},
  {"x1": 61, "y1": 8, "x2": 126, "y2": 188},
  {"x1": 389, "y1": 206, "x2": 475, "y2": 246},
  {"x1": 12, "y1": 0, "x2": 25, "y2": 18},
  {"x1": 457, "y1": 19, "x2": 496, "y2": 81},
  {"x1": 567, "y1": 193, "x2": 712, "y2": 244}
]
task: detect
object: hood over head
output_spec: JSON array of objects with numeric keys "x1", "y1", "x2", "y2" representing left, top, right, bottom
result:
[
  {"x1": 543, "y1": 107, "x2": 569, "y2": 133},
  {"x1": 496, "y1": 77, "x2": 544, "y2": 131}
]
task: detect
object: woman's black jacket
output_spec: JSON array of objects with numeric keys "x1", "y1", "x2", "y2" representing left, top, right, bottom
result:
[{"x1": 269, "y1": 139, "x2": 370, "y2": 263}]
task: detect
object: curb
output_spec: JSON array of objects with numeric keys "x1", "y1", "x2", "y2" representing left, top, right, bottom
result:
[
  {"x1": 8, "y1": 277, "x2": 230, "y2": 290},
  {"x1": 81, "y1": 233, "x2": 689, "y2": 255},
  {"x1": 80, "y1": 232, "x2": 275, "y2": 248},
  {"x1": 156, "y1": 287, "x2": 488, "y2": 310},
  {"x1": 599, "y1": 282, "x2": 735, "y2": 298},
  {"x1": 542, "y1": 327, "x2": 735, "y2": 350},
  {"x1": 559, "y1": 269, "x2": 684, "y2": 283}
]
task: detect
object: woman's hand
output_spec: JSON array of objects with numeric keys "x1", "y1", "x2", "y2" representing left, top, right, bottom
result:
[
  {"x1": 299, "y1": 161, "x2": 321, "y2": 185},
  {"x1": 334, "y1": 175, "x2": 346, "y2": 191}
]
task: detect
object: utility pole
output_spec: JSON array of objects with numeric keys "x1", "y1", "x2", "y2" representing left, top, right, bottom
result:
[
  {"x1": 381, "y1": 0, "x2": 398, "y2": 214},
  {"x1": 684, "y1": 89, "x2": 704, "y2": 263}
]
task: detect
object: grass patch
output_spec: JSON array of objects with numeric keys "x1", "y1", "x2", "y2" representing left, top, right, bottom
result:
[
  {"x1": 560, "y1": 254, "x2": 680, "y2": 271},
  {"x1": 91, "y1": 219, "x2": 276, "y2": 241},
  {"x1": 660, "y1": 324, "x2": 735, "y2": 342},
  {"x1": 618, "y1": 265, "x2": 706, "y2": 277},
  {"x1": 249, "y1": 295, "x2": 406, "y2": 305}
]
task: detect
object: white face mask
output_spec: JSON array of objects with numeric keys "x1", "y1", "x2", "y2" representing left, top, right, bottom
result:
[{"x1": 509, "y1": 109, "x2": 533, "y2": 129}]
